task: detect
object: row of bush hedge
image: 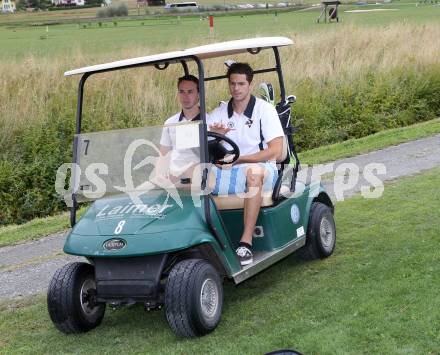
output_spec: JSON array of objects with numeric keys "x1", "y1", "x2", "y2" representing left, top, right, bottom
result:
[
  {"x1": 48, "y1": 4, "x2": 100, "y2": 11},
  {"x1": 0, "y1": 65, "x2": 439, "y2": 225},
  {"x1": 96, "y1": 4, "x2": 128, "y2": 18}
]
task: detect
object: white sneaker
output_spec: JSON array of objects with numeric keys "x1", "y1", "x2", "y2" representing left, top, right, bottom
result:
[{"x1": 236, "y1": 246, "x2": 253, "y2": 266}]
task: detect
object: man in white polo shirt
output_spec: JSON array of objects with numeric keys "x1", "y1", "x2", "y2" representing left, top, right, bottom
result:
[
  {"x1": 158, "y1": 75, "x2": 201, "y2": 182},
  {"x1": 208, "y1": 63, "x2": 284, "y2": 266}
]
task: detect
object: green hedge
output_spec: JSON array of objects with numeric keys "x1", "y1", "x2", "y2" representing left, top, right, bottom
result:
[
  {"x1": 48, "y1": 4, "x2": 101, "y2": 11},
  {"x1": 96, "y1": 3, "x2": 128, "y2": 18},
  {"x1": 1, "y1": 65, "x2": 439, "y2": 225},
  {"x1": 292, "y1": 66, "x2": 440, "y2": 149},
  {"x1": 0, "y1": 114, "x2": 75, "y2": 225}
]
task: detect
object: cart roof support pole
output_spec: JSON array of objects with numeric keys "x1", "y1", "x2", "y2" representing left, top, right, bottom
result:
[
  {"x1": 180, "y1": 60, "x2": 189, "y2": 75},
  {"x1": 70, "y1": 73, "x2": 89, "y2": 227},
  {"x1": 193, "y1": 56, "x2": 226, "y2": 250},
  {"x1": 272, "y1": 46, "x2": 286, "y2": 103}
]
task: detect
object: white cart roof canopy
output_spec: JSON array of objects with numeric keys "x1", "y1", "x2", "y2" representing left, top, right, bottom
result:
[{"x1": 64, "y1": 36, "x2": 293, "y2": 77}]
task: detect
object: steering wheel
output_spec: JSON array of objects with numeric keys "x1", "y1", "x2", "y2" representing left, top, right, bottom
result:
[{"x1": 207, "y1": 131, "x2": 240, "y2": 165}]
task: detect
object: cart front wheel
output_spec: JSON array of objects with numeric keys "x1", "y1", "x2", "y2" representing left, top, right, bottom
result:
[
  {"x1": 299, "y1": 202, "x2": 336, "y2": 260},
  {"x1": 165, "y1": 259, "x2": 223, "y2": 337},
  {"x1": 47, "y1": 262, "x2": 106, "y2": 334}
]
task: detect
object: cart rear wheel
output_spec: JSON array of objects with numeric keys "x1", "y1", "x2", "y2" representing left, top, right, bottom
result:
[
  {"x1": 47, "y1": 262, "x2": 106, "y2": 334},
  {"x1": 165, "y1": 259, "x2": 223, "y2": 337},
  {"x1": 298, "y1": 202, "x2": 336, "y2": 260}
]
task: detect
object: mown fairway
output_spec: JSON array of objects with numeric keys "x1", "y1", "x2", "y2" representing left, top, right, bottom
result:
[
  {"x1": 0, "y1": 0, "x2": 320, "y2": 24},
  {"x1": 1, "y1": 3, "x2": 440, "y2": 59},
  {"x1": 0, "y1": 0, "x2": 425, "y2": 24},
  {"x1": 1, "y1": 167, "x2": 440, "y2": 354}
]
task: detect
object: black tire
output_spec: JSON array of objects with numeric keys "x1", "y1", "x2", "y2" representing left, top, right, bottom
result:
[
  {"x1": 47, "y1": 262, "x2": 106, "y2": 334},
  {"x1": 165, "y1": 259, "x2": 223, "y2": 337},
  {"x1": 298, "y1": 202, "x2": 336, "y2": 260}
]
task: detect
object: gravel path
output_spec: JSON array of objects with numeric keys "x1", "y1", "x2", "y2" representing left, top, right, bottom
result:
[
  {"x1": 1, "y1": 133, "x2": 439, "y2": 301},
  {"x1": 304, "y1": 134, "x2": 440, "y2": 200},
  {"x1": 0, "y1": 232, "x2": 82, "y2": 299}
]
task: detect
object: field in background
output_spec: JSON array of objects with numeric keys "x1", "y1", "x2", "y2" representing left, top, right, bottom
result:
[
  {"x1": 2, "y1": 15, "x2": 439, "y2": 137},
  {"x1": 0, "y1": 0, "x2": 429, "y2": 25},
  {"x1": 1, "y1": 4, "x2": 440, "y2": 224},
  {"x1": 0, "y1": 0, "x2": 314, "y2": 24},
  {"x1": 1, "y1": 3, "x2": 440, "y2": 59}
]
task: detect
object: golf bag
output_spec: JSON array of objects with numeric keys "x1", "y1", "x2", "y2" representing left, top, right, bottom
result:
[
  {"x1": 275, "y1": 99, "x2": 300, "y2": 195},
  {"x1": 275, "y1": 99, "x2": 299, "y2": 167},
  {"x1": 259, "y1": 83, "x2": 300, "y2": 197}
]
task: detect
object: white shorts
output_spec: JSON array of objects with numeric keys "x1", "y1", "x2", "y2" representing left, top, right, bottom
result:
[{"x1": 211, "y1": 163, "x2": 278, "y2": 196}]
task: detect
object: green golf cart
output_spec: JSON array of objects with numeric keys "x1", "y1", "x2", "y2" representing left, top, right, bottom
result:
[{"x1": 47, "y1": 37, "x2": 336, "y2": 337}]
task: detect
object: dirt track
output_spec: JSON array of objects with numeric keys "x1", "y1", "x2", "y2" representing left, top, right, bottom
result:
[{"x1": 1, "y1": 133, "x2": 439, "y2": 301}]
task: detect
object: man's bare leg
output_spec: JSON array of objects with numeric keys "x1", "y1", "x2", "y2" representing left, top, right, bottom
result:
[{"x1": 240, "y1": 165, "x2": 264, "y2": 245}]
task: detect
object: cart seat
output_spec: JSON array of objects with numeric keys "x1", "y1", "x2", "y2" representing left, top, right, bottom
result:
[{"x1": 279, "y1": 135, "x2": 289, "y2": 163}]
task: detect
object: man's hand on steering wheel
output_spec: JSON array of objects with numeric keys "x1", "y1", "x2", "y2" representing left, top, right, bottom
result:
[{"x1": 207, "y1": 131, "x2": 240, "y2": 165}]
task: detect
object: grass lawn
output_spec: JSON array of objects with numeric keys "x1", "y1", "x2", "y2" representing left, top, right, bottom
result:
[
  {"x1": 0, "y1": 207, "x2": 87, "y2": 248},
  {"x1": 1, "y1": 2, "x2": 439, "y2": 60},
  {"x1": 0, "y1": 213, "x2": 70, "y2": 248},
  {"x1": 0, "y1": 117, "x2": 439, "y2": 248},
  {"x1": 0, "y1": 167, "x2": 439, "y2": 354}
]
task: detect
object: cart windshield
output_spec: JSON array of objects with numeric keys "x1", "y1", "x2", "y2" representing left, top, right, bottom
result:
[{"x1": 74, "y1": 121, "x2": 203, "y2": 203}]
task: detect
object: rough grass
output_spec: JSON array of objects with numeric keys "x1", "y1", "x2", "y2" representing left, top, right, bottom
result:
[
  {"x1": 1, "y1": 22, "x2": 440, "y2": 142},
  {"x1": 0, "y1": 214, "x2": 70, "y2": 248},
  {"x1": 0, "y1": 206, "x2": 88, "y2": 247},
  {"x1": 0, "y1": 167, "x2": 439, "y2": 354}
]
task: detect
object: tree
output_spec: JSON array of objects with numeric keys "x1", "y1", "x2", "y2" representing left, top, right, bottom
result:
[{"x1": 16, "y1": 0, "x2": 27, "y2": 10}]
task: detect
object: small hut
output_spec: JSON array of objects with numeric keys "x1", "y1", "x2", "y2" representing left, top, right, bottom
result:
[{"x1": 317, "y1": 0, "x2": 341, "y2": 23}]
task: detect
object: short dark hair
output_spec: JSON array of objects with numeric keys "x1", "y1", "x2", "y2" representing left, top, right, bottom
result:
[
  {"x1": 177, "y1": 74, "x2": 199, "y2": 91},
  {"x1": 226, "y1": 62, "x2": 254, "y2": 83}
]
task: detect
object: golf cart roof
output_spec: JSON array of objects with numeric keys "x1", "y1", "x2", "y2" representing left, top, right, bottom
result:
[{"x1": 64, "y1": 37, "x2": 293, "y2": 77}]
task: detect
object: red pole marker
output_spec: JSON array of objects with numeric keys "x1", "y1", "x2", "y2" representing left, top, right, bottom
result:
[{"x1": 209, "y1": 15, "x2": 214, "y2": 36}]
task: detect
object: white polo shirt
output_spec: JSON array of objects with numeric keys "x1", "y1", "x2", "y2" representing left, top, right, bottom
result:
[
  {"x1": 207, "y1": 96, "x2": 284, "y2": 157},
  {"x1": 160, "y1": 111, "x2": 201, "y2": 176}
]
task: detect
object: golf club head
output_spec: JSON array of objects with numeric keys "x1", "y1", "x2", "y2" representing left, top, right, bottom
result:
[
  {"x1": 259, "y1": 82, "x2": 275, "y2": 106},
  {"x1": 287, "y1": 94, "x2": 296, "y2": 104},
  {"x1": 224, "y1": 59, "x2": 236, "y2": 68}
]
